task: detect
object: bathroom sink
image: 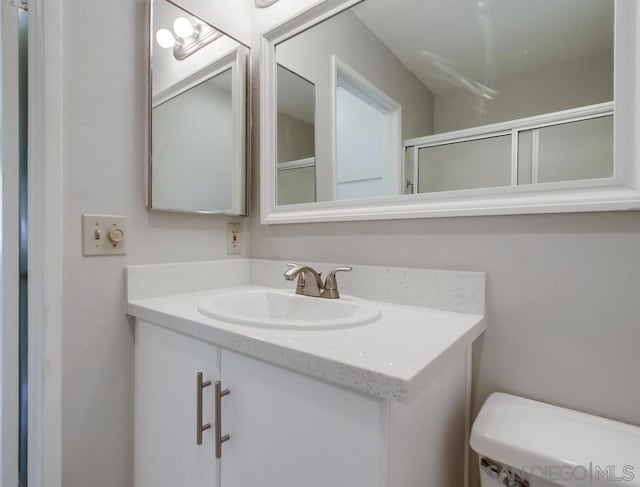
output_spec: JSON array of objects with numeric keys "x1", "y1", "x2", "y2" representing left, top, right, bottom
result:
[{"x1": 197, "y1": 288, "x2": 381, "y2": 329}]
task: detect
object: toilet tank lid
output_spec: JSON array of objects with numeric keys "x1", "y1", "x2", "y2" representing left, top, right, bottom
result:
[{"x1": 470, "y1": 393, "x2": 640, "y2": 487}]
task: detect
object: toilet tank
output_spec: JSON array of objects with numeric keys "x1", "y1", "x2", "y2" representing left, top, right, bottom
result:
[{"x1": 470, "y1": 393, "x2": 640, "y2": 487}]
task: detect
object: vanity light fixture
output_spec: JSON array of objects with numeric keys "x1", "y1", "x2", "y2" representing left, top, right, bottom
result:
[
  {"x1": 155, "y1": 28, "x2": 176, "y2": 49},
  {"x1": 155, "y1": 16, "x2": 223, "y2": 61},
  {"x1": 172, "y1": 16, "x2": 194, "y2": 38},
  {"x1": 254, "y1": 0, "x2": 281, "y2": 7}
]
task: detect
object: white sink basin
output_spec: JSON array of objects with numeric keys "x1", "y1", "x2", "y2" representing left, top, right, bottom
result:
[{"x1": 197, "y1": 288, "x2": 381, "y2": 330}]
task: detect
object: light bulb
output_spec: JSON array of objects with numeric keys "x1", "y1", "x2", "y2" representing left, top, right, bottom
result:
[
  {"x1": 173, "y1": 17, "x2": 194, "y2": 38},
  {"x1": 155, "y1": 29, "x2": 176, "y2": 49}
]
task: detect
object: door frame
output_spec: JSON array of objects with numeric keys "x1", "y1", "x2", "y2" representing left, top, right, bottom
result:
[
  {"x1": 25, "y1": 0, "x2": 63, "y2": 486},
  {"x1": 2, "y1": 4, "x2": 21, "y2": 486}
]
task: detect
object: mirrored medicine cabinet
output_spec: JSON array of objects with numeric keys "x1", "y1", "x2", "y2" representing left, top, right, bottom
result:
[
  {"x1": 147, "y1": 0, "x2": 249, "y2": 215},
  {"x1": 261, "y1": 0, "x2": 640, "y2": 224}
]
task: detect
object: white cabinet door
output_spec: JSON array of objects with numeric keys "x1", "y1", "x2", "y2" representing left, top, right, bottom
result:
[
  {"x1": 135, "y1": 321, "x2": 220, "y2": 487},
  {"x1": 220, "y1": 349, "x2": 387, "y2": 487}
]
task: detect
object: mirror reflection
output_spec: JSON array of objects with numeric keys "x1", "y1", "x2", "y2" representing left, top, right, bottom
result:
[
  {"x1": 277, "y1": 64, "x2": 316, "y2": 205},
  {"x1": 275, "y1": 0, "x2": 614, "y2": 206},
  {"x1": 150, "y1": 0, "x2": 248, "y2": 214}
]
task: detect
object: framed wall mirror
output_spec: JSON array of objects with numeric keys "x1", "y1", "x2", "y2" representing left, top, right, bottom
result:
[
  {"x1": 148, "y1": 0, "x2": 249, "y2": 215},
  {"x1": 261, "y1": 0, "x2": 640, "y2": 223}
]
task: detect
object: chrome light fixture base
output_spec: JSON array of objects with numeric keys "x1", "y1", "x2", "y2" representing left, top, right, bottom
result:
[
  {"x1": 254, "y1": 0, "x2": 280, "y2": 7},
  {"x1": 173, "y1": 24, "x2": 223, "y2": 61}
]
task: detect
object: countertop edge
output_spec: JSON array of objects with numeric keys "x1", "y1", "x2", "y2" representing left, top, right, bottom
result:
[
  {"x1": 127, "y1": 299, "x2": 485, "y2": 403},
  {"x1": 405, "y1": 317, "x2": 486, "y2": 402}
]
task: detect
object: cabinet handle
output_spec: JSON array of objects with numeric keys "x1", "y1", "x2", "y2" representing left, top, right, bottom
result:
[
  {"x1": 215, "y1": 381, "x2": 230, "y2": 459},
  {"x1": 197, "y1": 372, "x2": 212, "y2": 445}
]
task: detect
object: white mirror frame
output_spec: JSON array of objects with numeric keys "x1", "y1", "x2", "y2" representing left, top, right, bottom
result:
[{"x1": 260, "y1": 0, "x2": 640, "y2": 224}]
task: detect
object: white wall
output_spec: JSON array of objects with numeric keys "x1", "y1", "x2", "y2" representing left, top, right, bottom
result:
[
  {"x1": 60, "y1": 0, "x2": 251, "y2": 486},
  {"x1": 251, "y1": 5, "x2": 640, "y2": 487}
]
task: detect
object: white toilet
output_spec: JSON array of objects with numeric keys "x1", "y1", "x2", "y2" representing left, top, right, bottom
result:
[{"x1": 471, "y1": 393, "x2": 640, "y2": 487}]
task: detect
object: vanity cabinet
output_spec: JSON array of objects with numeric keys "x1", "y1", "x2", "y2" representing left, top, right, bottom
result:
[
  {"x1": 135, "y1": 319, "x2": 470, "y2": 487},
  {"x1": 219, "y1": 348, "x2": 385, "y2": 486},
  {"x1": 135, "y1": 321, "x2": 220, "y2": 487}
]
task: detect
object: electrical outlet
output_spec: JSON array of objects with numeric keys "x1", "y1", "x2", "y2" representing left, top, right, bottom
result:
[
  {"x1": 227, "y1": 222, "x2": 241, "y2": 255},
  {"x1": 82, "y1": 214, "x2": 127, "y2": 256}
]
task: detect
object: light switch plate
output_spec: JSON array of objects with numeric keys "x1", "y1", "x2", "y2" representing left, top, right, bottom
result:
[{"x1": 82, "y1": 214, "x2": 127, "y2": 256}]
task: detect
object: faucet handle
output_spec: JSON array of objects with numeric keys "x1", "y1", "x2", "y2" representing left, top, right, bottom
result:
[
  {"x1": 284, "y1": 263, "x2": 299, "y2": 281},
  {"x1": 328, "y1": 267, "x2": 353, "y2": 275},
  {"x1": 285, "y1": 263, "x2": 321, "y2": 279},
  {"x1": 323, "y1": 266, "x2": 353, "y2": 297}
]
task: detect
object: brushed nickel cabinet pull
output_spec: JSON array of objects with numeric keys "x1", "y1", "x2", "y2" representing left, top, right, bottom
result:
[
  {"x1": 197, "y1": 372, "x2": 212, "y2": 445},
  {"x1": 215, "y1": 381, "x2": 230, "y2": 459}
]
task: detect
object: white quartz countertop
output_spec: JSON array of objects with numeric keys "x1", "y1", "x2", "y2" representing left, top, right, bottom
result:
[{"x1": 127, "y1": 285, "x2": 485, "y2": 402}]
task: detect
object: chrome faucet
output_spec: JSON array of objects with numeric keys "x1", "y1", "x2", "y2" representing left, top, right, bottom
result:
[
  {"x1": 284, "y1": 264, "x2": 324, "y2": 297},
  {"x1": 284, "y1": 263, "x2": 352, "y2": 299}
]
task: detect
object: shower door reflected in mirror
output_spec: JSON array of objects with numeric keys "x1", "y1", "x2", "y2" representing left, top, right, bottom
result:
[
  {"x1": 149, "y1": 0, "x2": 248, "y2": 214},
  {"x1": 273, "y1": 0, "x2": 615, "y2": 207}
]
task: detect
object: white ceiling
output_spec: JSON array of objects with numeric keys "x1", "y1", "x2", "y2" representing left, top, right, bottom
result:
[{"x1": 353, "y1": 0, "x2": 614, "y2": 94}]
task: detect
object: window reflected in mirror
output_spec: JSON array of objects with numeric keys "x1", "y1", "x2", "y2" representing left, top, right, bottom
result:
[{"x1": 274, "y1": 0, "x2": 614, "y2": 206}]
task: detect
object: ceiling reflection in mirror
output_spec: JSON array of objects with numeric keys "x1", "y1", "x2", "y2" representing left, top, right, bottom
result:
[
  {"x1": 274, "y1": 0, "x2": 614, "y2": 206},
  {"x1": 150, "y1": 0, "x2": 248, "y2": 214}
]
